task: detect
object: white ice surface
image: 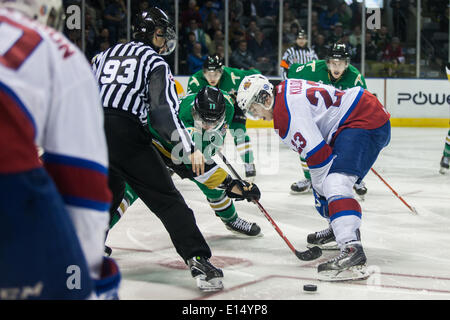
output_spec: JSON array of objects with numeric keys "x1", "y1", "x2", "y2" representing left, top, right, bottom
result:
[{"x1": 106, "y1": 127, "x2": 450, "y2": 300}]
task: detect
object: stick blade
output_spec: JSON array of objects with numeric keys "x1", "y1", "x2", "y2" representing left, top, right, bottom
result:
[{"x1": 295, "y1": 246, "x2": 322, "y2": 261}]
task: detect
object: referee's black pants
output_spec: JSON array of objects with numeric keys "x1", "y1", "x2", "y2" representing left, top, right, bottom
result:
[{"x1": 104, "y1": 112, "x2": 212, "y2": 261}]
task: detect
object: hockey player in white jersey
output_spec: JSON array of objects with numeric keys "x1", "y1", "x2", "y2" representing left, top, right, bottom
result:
[
  {"x1": 237, "y1": 75, "x2": 391, "y2": 281},
  {"x1": 0, "y1": 0, "x2": 119, "y2": 298}
]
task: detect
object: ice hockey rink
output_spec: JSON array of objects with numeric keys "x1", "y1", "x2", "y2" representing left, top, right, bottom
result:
[{"x1": 106, "y1": 126, "x2": 450, "y2": 300}]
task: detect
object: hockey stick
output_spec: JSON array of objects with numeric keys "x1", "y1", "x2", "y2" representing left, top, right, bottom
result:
[
  {"x1": 217, "y1": 150, "x2": 322, "y2": 261},
  {"x1": 370, "y1": 168, "x2": 418, "y2": 215}
]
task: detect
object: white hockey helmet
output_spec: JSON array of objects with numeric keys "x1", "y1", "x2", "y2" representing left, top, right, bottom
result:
[
  {"x1": 237, "y1": 74, "x2": 274, "y2": 116},
  {"x1": 0, "y1": 0, "x2": 64, "y2": 30}
]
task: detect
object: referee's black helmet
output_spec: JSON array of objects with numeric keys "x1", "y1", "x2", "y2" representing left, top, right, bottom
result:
[{"x1": 133, "y1": 7, "x2": 176, "y2": 56}]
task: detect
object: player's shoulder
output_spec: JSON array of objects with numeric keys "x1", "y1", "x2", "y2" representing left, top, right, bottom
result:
[
  {"x1": 187, "y1": 71, "x2": 205, "y2": 92},
  {"x1": 314, "y1": 59, "x2": 328, "y2": 68},
  {"x1": 347, "y1": 64, "x2": 363, "y2": 76},
  {"x1": 289, "y1": 63, "x2": 305, "y2": 72},
  {"x1": 190, "y1": 69, "x2": 204, "y2": 80},
  {"x1": 220, "y1": 89, "x2": 234, "y2": 107},
  {"x1": 2, "y1": 10, "x2": 81, "y2": 63},
  {"x1": 180, "y1": 92, "x2": 197, "y2": 105},
  {"x1": 223, "y1": 66, "x2": 239, "y2": 74}
]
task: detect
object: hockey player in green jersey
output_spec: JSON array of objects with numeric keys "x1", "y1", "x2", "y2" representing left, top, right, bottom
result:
[
  {"x1": 288, "y1": 43, "x2": 368, "y2": 199},
  {"x1": 440, "y1": 63, "x2": 450, "y2": 174},
  {"x1": 108, "y1": 87, "x2": 262, "y2": 246},
  {"x1": 187, "y1": 55, "x2": 261, "y2": 181}
]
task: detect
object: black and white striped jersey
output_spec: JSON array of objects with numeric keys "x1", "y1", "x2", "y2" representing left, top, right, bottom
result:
[
  {"x1": 280, "y1": 45, "x2": 318, "y2": 79},
  {"x1": 92, "y1": 41, "x2": 195, "y2": 153}
]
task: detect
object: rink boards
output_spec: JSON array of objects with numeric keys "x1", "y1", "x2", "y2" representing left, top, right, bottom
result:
[{"x1": 175, "y1": 77, "x2": 450, "y2": 128}]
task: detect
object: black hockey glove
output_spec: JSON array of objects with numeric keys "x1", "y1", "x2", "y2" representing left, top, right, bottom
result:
[{"x1": 224, "y1": 178, "x2": 261, "y2": 202}]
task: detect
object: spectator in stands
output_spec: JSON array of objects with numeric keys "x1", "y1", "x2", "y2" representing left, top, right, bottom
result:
[
  {"x1": 390, "y1": 0, "x2": 409, "y2": 42},
  {"x1": 97, "y1": 28, "x2": 111, "y2": 53},
  {"x1": 311, "y1": 10, "x2": 319, "y2": 26},
  {"x1": 382, "y1": 36, "x2": 405, "y2": 77},
  {"x1": 337, "y1": 2, "x2": 352, "y2": 31},
  {"x1": 136, "y1": 0, "x2": 149, "y2": 15},
  {"x1": 199, "y1": 1, "x2": 222, "y2": 24},
  {"x1": 243, "y1": 0, "x2": 260, "y2": 20},
  {"x1": 230, "y1": 0, "x2": 244, "y2": 24},
  {"x1": 340, "y1": 31, "x2": 357, "y2": 60},
  {"x1": 382, "y1": 36, "x2": 405, "y2": 64},
  {"x1": 310, "y1": 23, "x2": 320, "y2": 41},
  {"x1": 282, "y1": 5, "x2": 301, "y2": 37},
  {"x1": 284, "y1": 22, "x2": 300, "y2": 46},
  {"x1": 248, "y1": 30, "x2": 274, "y2": 74},
  {"x1": 215, "y1": 43, "x2": 225, "y2": 60},
  {"x1": 229, "y1": 19, "x2": 246, "y2": 50},
  {"x1": 365, "y1": 32, "x2": 381, "y2": 61},
  {"x1": 355, "y1": 32, "x2": 380, "y2": 63},
  {"x1": 327, "y1": 22, "x2": 344, "y2": 46},
  {"x1": 349, "y1": 25, "x2": 362, "y2": 48},
  {"x1": 374, "y1": 25, "x2": 392, "y2": 51},
  {"x1": 187, "y1": 42, "x2": 208, "y2": 74},
  {"x1": 259, "y1": 0, "x2": 278, "y2": 21},
  {"x1": 103, "y1": 0, "x2": 126, "y2": 45},
  {"x1": 206, "y1": 17, "x2": 223, "y2": 39},
  {"x1": 183, "y1": 31, "x2": 197, "y2": 55},
  {"x1": 181, "y1": 0, "x2": 202, "y2": 29},
  {"x1": 319, "y1": 4, "x2": 339, "y2": 32},
  {"x1": 247, "y1": 19, "x2": 260, "y2": 40},
  {"x1": 187, "y1": 18, "x2": 210, "y2": 55},
  {"x1": 207, "y1": 29, "x2": 225, "y2": 55},
  {"x1": 313, "y1": 33, "x2": 329, "y2": 59},
  {"x1": 230, "y1": 40, "x2": 255, "y2": 70}
]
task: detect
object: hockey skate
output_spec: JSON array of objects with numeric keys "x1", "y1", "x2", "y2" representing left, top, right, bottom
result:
[
  {"x1": 225, "y1": 217, "x2": 262, "y2": 237},
  {"x1": 317, "y1": 241, "x2": 369, "y2": 281},
  {"x1": 290, "y1": 179, "x2": 312, "y2": 195},
  {"x1": 187, "y1": 256, "x2": 224, "y2": 292},
  {"x1": 244, "y1": 163, "x2": 256, "y2": 182},
  {"x1": 440, "y1": 156, "x2": 449, "y2": 174},
  {"x1": 307, "y1": 227, "x2": 339, "y2": 250},
  {"x1": 353, "y1": 181, "x2": 367, "y2": 201}
]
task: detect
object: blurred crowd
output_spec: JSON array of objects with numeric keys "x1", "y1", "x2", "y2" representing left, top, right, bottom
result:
[{"x1": 63, "y1": 0, "x2": 449, "y2": 78}]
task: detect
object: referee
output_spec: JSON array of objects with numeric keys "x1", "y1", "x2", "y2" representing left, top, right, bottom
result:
[
  {"x1": 92, "y1": 7, "x2": 223, "y2": 291},
  {"x1": 280, "y1": 29, "x2": 318, "y2": 79}
]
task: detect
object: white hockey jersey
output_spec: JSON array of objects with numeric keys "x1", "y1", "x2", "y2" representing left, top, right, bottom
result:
[
  {"x1": 273, "y1": 79, "x2": 390, "y2": 194},
  {"x1": 0, "y1": 9, "x2": 111, "y2": 279}
]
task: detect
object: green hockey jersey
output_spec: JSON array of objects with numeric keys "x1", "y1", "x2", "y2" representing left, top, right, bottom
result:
[
  {"x1": 187, "y1": 66, "x2": 261, "y2": 96},
  {"x1": 287, "y1": 59, "x2": 367, "y2": 90},
  {"x1": 148, "y1": 88, "x2": 235, "y2": 161}
]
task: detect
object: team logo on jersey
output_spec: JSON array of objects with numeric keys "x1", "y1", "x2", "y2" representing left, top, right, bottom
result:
[
  {"x1": 231, "y1": 72, "x2": 240, "y2": 85},
  {"x1": 263, "y1": 84, "x2": 270, "y2": 91},
  {"x1": 243, "y1": 81, "x2": 252, "y2": 90}
]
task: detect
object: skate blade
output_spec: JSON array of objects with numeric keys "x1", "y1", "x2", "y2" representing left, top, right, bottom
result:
[
  {"x1": 307, "y1": 243, "x2": 339, "y2": 251},
  {"x1": 225, "y1": 227, "x2": 264, "y2": 238},
  {"x1": 195, "y1": 276, "x2": 224, "y2": 292},
  {"x1": 318, "y1": 264, "x2": 370, "y2": 282}
]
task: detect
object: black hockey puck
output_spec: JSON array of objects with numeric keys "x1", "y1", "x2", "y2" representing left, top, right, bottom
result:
[{"x1": 303, "y1": 284, "x2": 317, "y2": 292}]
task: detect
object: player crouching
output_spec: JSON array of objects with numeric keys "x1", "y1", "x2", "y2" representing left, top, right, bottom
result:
[{"x1": 236, "y1": 75, "x2": 391, "y2": 281}]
